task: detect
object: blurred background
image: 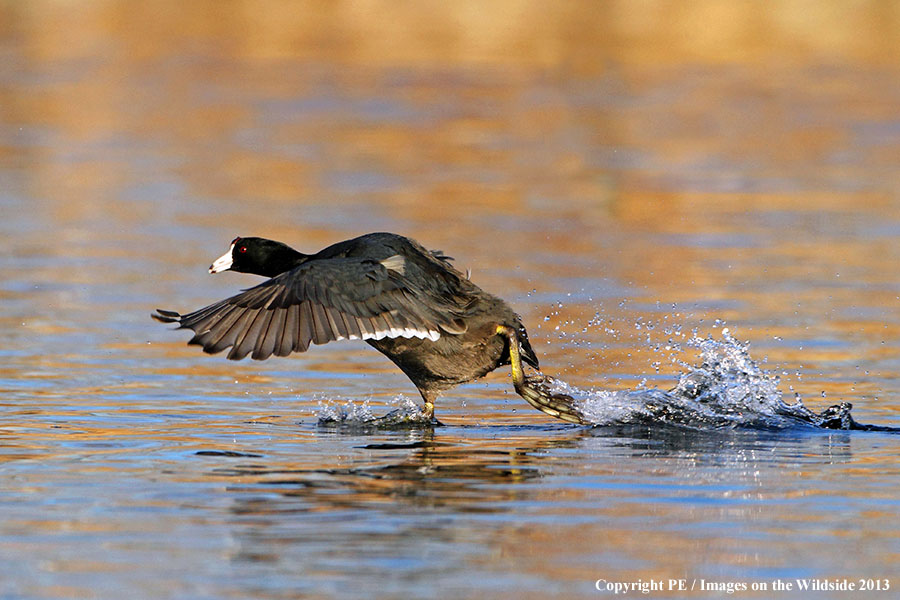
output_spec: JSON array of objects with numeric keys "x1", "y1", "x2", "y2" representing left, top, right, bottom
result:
[
  {"x1": 4, "y1": 0, "x2": 899, "y2": 401},
  {"x1": 2, "y1": 2, "x2": 900, "y2": 598}
]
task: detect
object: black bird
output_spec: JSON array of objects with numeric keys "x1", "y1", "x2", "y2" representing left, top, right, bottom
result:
[{"x1": 152, "y1": 232, "x2": 556, "y2": 423}]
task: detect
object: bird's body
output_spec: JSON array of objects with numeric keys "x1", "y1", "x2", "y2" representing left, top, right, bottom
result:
[{"x1": 153, "y1": 233, "x2": 540, "y2": 421}]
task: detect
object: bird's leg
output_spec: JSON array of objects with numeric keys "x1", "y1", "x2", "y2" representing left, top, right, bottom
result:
[
  {"x1": 497, "y1": 325, "x2": 527, "y2": 400},
  {"x1": 418, "y1": 389, "x2": 444, "y2": 426},
  {"x1": 421, "y1": 390, "x2": 435, "y2": 420},
  {"x1": 495, "y1": 325, "x2": 587, "y2": 425},
  {"x1": 495, "y1": 325, "x2": 526, "y2": 391}
]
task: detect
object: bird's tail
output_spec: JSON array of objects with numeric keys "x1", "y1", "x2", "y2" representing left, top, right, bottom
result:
[{"x1": 151, "y1": 309, "x2": 182, "y2": 324}]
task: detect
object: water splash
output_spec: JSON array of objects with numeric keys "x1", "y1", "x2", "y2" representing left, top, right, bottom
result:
[
  {"x1": 316, "y1": 395, "x2": 431, "y2": 429},
  {"x1": 541, "y1": 328, "x2": 890, "y2": 431}
]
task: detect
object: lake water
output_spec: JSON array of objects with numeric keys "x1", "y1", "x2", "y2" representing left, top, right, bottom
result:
[{"x1": 2, "y1": 2, "x2": 899, "y2": 598}]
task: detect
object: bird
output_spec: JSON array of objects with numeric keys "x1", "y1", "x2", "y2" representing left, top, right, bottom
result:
[{"x1": 151, "y1": 232, "x2": 558, "y2": 423}]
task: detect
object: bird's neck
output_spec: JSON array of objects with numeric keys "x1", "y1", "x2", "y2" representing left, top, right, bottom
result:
[{"x1": 258, "y1": 246, "x2": 309, "y2": 277}]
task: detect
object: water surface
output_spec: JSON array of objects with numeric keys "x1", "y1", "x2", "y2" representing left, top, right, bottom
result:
[{"x1": 2, "y1": 2, "x2": 900, "y2": 598}]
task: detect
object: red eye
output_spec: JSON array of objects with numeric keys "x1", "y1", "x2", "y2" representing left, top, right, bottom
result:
[{"x1": 238, "y1": 246, "x2": 247, "y2": 253}]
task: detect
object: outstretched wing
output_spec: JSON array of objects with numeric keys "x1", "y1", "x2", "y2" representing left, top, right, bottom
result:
[{"x1": 152, "y1": 256, "x2": 467, "y2": 361}]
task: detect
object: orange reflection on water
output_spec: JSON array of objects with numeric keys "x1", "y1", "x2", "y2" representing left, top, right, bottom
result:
[{"x1": 2, "y1": 2, "x2": 900, "y2": 598}]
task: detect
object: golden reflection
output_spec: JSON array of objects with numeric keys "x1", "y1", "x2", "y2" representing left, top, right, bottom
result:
[
  {"x1": 6, "y1": 1, "x2": 900, "y2": 67},
  {"x1": 198, "y1": 426, "x2": 865, "y2": 583},
  {"x1": 2, "y1": 2, "x2": 900, "y2": 595}
]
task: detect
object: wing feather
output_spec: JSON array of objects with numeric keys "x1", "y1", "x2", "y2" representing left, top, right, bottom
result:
[
  {"x1": 297, "y1": 300, "x2": 314, "y2": 351},
  {"x1": 253, "y1": 308, "x2": 282, "y2": 360},
  {"x1": 277, "y1": 303, "x2": 299, "y2": 356},
  {"x1": 153, "y1": 255, "x2": 465, "y2": 360},
  {"x1": 229, "y1": 308, "x2": 266, "y2": 360}
]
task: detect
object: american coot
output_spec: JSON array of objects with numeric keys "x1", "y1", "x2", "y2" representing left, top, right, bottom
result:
[{"x1": 152, "y1": 232, "x2": 585, "y2": 424}]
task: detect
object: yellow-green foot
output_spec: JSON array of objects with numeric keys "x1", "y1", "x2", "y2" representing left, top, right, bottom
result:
[{"x1": 496, "y1": 324, "x2": 588, "y2": 425}]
